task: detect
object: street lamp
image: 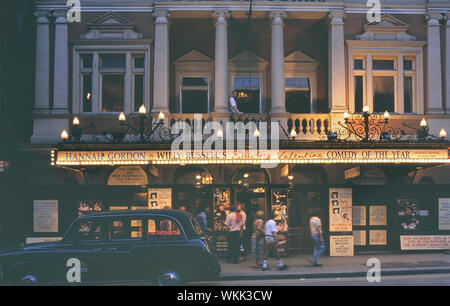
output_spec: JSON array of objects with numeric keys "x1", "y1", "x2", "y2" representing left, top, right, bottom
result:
[{"x1": 339, "y1": 107, "x2": 392, "y2": 141}]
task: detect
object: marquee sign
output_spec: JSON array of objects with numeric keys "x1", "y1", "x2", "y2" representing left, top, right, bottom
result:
[{"x1": 53, "y1": 149, "x2": 449, "y2": 166}]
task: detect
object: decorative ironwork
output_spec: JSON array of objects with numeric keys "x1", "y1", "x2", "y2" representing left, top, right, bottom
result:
[
  {"x1": 61, "y1": 106, "x2": 173, "y2": 144},
  {"x1": 403, "y1": 119, "x2": 447, "y2": 142},
  {"x1": 335, "y1": 109, "x2": 408, "y2": 142}
]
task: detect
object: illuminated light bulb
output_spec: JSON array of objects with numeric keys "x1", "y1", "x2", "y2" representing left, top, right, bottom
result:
[
  {"x1": 420, "y1": 118, "x2": 427, "y2": 127},
  {"x1": 216, "y1": 128, "x2": 223, "y2": 139},
  {"x1": 72, "y1": 116, "x2": 80, "y2": 126},
  {"x1": 119, "y1": 112, "x2": 126, "y2": 121},
  {"x1": 384, "y1": 110, "x2": 390, "y2": 120},
  {"x1": 290, "y1": 129, "x2": 297, "y2": 139},
  {"x1": 439, "y1": 128, "x2": 447, "y2": 139},
  {"x1": 344, "y1": 112, "x2": 349, "y2": 120},
  {"x1": 61, "y1": 129, "x2": 69, "y2": 140},
  {"x1": 288, "y1": 175, "x2": 294, "y2": 180},
  {"x1": 158, "y1": 111, "x2": 165, "y2": 121},
  {"x1": 196, "y1": 174, "x2": 201, "y2": 180},
  {"x1": 243, "y1": 173, "x2": 249, "y2": 178},
  {"x1": 253, "y1": 128, "x2": 260, "y2": 138},
  {"x1": 139, "y1": 104, "x2": 146, "y2": 114},
  {"x1": 86, "y1": 92, "x2": 91, "y2": 100}
]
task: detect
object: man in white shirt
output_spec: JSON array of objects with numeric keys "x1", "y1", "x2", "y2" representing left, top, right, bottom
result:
[
  {"x1": 309, "y1": 215, "x2": 326, "y2": 266},
  {"x1": 262, "y1": 211, "x2": 288, "y2": 271},
  {"x1": 229, "y1": 91, "x2": 243, "y2": 114}
]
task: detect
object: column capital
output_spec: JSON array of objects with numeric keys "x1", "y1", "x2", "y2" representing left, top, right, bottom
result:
[
  {"x1": 153, "y1": 9, "x2": 170, "y2": 24},
  {"x1": 445, "y1": 12, "x2": 450, "y2": 26},
  {"x1": 34, "y1": 11, "x2": 50, "y2": 24},
  {"x1": 426, "y1": 11, "x2": 443, "y2": 26},
  {"x1": 269, "y1": 10, "x2": 287, "y2": 26},
  {"x1": 328, "y1": 10, "x2": 346, "y2": 25},
  {"x1": 213, "y1": 9, "x2": 230, "y2": 26}
]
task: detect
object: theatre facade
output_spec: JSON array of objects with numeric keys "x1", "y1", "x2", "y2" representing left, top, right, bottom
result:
[{"x1": 21, "y1": 0, "x2": 450, "y2": 255}]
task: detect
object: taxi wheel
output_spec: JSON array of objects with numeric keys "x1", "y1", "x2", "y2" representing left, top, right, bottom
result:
[
  {"x1": 155, "y1": 268, "x2": 184, "y2": 286},
  {"x1": 15, "y1": 269, "x2": 40, "y2": 286}
]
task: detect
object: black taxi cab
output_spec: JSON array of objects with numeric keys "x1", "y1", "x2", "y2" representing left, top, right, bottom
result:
[{"x1": 0, "y1": 210, "x2": 220, "y2": 285}]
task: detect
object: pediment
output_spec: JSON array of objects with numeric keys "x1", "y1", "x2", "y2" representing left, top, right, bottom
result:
[
  {"x1": 80, "y1": 12, "x2": 143, "y2": 40},
  {"x1": 229, "y1": 50, "x2": 267, "y2": 64},
  {"x1": 284, "y1": 50, "x2": 318, "y2": 64},
  {"x1": 175, "y1": 50, "x2": 213, "y2": 63},
  {"x1": 357, "y1": 14, "x2": 415, "y2": 41}
]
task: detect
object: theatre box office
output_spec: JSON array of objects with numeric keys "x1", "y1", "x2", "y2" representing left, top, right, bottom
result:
[{"x1": 19, "y1": 140, "x2": 450, "y2": 255}]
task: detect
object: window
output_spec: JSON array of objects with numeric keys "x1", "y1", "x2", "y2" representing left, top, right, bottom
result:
[
  {"x1": 233, "y1": 77, "x2": 260, "y2": 113},
  {"x1": 74, "y1": 47, "x2": 150, "y2": 115},
  {"x1": 67, "y1": 220, "x2": 103, "y2": 242},
  {"x1": 285, "y1": 78, "x2": 311, "y2": 113},
  {"x1": 373, "y1": 76, "x2": 394, "y2": 112},
  {"x1": 350, "y1": 54, "x2": 418, "y2": 114},
  {"x1": 110, "y1": 218, "x2": 143, "y2": 240},
  {"x1": 181, "y1": 77, "x2": 208, "y2": 113},
  {"x1": 148, "y1": 217, "x2": 182, "y2": 241}
]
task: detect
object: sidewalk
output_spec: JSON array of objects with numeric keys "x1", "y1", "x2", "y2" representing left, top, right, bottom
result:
[{"x1": 218, "y1": 252, "x2": 450, "y2": 281}]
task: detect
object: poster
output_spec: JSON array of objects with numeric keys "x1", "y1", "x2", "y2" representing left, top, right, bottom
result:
[
  {"x1": 398, "y1": 199, "x2": 420, "y2": 231},
  {"x1": 353, "y1": 230, "x2": 366, "y2": 246},
  {"x1": 148, "y1": 188, "x2": 172, "y2": 209},
  {"x1": 353, "y1": 206, "x2": 366, "y2": 226},
  {"x1": 439, "y1": 198, "x2": 450, "y2": 230},
  {"x1": 329, "y1": 188, "x2": 352, "y2": 232},
  {"x1": 369, "y1": 230, "x2": 387, "y2": 245},
  {"x1": 272, "y1": 189, "x2": 288, "y2": 231},
  {"x1": 34, "y1": 200, "x2": 58, "y2": 233},
  {"x1": 330, "y1": 235, "x2": 354, "y2": 256},
  {"x1": 370, "y1": 206, "x2": 387, "y2": 226},
  {"x1": 107, "y1": 166, "x2": 148, "y2": 185},
  {"x1": 400, "y1": 235, "x2": 450, "y2": 250},
  {"x1": 213, "y1": 188, "x2": 230, "y2": 231}
]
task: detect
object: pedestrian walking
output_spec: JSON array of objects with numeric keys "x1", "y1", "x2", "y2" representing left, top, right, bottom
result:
[
  {"x1": 236, "y1": 203, "x2": 247, "y2": 261},
  {"x1": 251, "y1": 210, "x2": 265, "y2": 269},
  {"x1": 309, "y1": 214, "x2": 326, "y2": 266},
  {"x1": 225, "y1": 207, "x2": 245, "y2": 264},
  {"x1": 262, "y1": 211, "x2": 288, "y2": 271},
  {"x1": 197, "y1": 203, "x2": 208, "y2": 233}
]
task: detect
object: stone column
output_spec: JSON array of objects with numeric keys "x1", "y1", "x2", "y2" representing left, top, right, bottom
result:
[
  {"x1": 153, "y1": 10, "x2": 170, "y2": 113},
  {"x1": 445, "y1": 12, "x2": 450, "y2": 113},
  {"x1": 270, "y1": 10, "x2": 287, "y2": 114},
  {"x1": 426, "y1": 12, "x2": 444, "y2": 114},
  {"x1": 34, "y1": 13, "x2": 51, "y2": 114},
  {"x1": 328, "y1": 10, "x2": 347, "y2": 113},
  {"x1": 213, "y1": 9, "x2": 230, "y2": 113},
  {"x1": 52, "y1": 14, "x2": 69, "y2": 114}
]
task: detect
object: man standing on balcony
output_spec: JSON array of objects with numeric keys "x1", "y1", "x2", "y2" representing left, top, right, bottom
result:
[{"x1": 229, "y1": 90, "x2": 243, "y2": 114}]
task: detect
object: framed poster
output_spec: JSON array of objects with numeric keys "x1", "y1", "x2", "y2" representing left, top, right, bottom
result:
[
  {"x1": 148, "y1": 188, "x2": 172, "y2": 209},
  {"x1": 369, "y1": 206, "x2": 387, "y2": 226},
  {"x1": 353, "y1": 206, "x2": 366, "y2": 226},
  {"x1": 369, "y1": 230, "x2": 387, "y2": 245},
  {"x1": 329, "y1": 188, "x2": 352, "y2": 232},
  {"x1": 272, "y1": 189, "x2": 288, "y2": 231},
  {"x1": 353, "y1": 230, "x2": 367, "y2": 246},
  {"x1": 330, "y1": 235, "x2": 354, "y2": 256},
  {"x1": 439, "y1": 198, "x2": 450, "y2": 230},
  {"x1": 34, "y1": 200, "x2": 58, "y2": 233}
]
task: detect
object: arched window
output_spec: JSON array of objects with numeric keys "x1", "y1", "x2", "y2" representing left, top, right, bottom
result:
[
  {"x1": 231, "y1": 167, "x2": 269, "y2": 185},
  {"x1": 174, "y1": 166, "x2": 213, "y2": 185},
  {"x1": 290, "y1": 165, "x2": 327, "y2": 184}
]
